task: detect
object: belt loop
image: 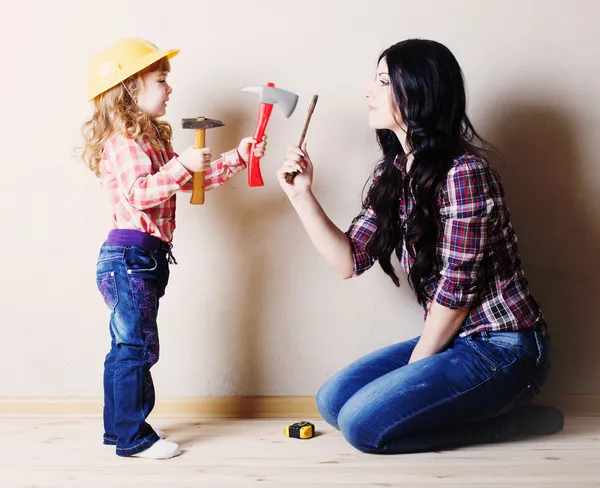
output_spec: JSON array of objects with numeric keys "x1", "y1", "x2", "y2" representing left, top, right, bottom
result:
[{"x1": 166, "y1": 243, "x2": 178, "y2": 265}]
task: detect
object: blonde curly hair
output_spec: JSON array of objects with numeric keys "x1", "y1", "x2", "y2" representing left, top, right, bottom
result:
[{"x1": 81, "y1": 57, "x2": 173, "y2": 177}]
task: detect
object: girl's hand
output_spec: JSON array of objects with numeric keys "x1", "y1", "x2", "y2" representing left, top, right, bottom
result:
[
  {"x1": 178, "y1": 146, "x2": 212, "y2": 173},
  {"x1": 237, "y1": 135, "x2": 268, "y2": 164}
]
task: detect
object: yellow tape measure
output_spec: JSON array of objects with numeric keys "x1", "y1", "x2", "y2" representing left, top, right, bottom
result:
[{"x1": 284, "y1": 421, "x2": 315, "y2": 439}]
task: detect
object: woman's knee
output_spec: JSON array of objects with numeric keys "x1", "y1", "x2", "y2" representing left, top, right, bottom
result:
[
  {"x1": 315, "y1": 376, "x2": 347, "y2": 429},
  {"x1": 337, "y1": 398, "x2": 386, "y2": 454}
]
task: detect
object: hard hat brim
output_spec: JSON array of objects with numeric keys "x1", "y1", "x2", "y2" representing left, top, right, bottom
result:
[{"x1": 87, "y1": 48, "x2": 179, "y2": 102}]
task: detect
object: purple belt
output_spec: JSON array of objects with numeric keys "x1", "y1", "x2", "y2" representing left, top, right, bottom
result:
[{"x1": 105, "y1": 229, "x2": 177, "y2": 264}]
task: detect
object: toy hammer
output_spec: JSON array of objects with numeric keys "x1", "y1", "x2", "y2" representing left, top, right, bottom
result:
[
  {"x1": 242, "y1": 82, "x2": 299, "y2": 187},
  {"x1": 181, "y1": 117, "x2": 224, "y2": 205}
]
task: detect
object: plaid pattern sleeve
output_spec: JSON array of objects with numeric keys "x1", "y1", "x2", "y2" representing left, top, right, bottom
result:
[
  {"x1": 431, "y1": 159, "x2": 493, "y2": 309},
  {"x1": 204, "y1": 149, "x2": 246, "y2": 191},
  {"x1": 346, "y1": 205, "x2": 378, "y2": 276},
  {"x1": 171, "y1": 149, "x2": 246, "y2": 192},
  {"x1": 345, "y1": 160, "x2": 386, "y2": 277},
  {"x1": 109, "y1": 137, "x2": 192, "y2": 210}
]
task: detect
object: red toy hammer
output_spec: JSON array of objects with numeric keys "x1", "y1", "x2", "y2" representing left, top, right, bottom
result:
[{"x1": 242, "y1": 82, "x2": 299, "y2": 186}]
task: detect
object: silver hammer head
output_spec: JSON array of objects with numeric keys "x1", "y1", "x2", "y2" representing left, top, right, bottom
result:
[{"x1": 242, "y1": 84, "x2": 299, "y2": 118}]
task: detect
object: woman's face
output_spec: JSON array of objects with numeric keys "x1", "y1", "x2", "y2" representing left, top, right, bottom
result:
[{"x1": 366, "y1": 57, "x2": 404, "y2": 132}]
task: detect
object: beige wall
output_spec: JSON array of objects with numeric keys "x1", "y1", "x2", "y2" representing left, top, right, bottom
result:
[{"x1": 0, "y1": 0, "x2": 598, "y2": 401}]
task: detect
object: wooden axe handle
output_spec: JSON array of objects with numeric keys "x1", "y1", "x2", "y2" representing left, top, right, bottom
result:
[
  {"x1": 190, "y1": 129, "x2": 206, "y2": 205},
  {"x1": 285, "y1": 94, "x2": 318, "y2": 184}
]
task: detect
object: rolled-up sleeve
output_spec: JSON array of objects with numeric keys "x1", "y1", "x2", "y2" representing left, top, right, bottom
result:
[
  {"x1": 346, "y1": 205, "x2": 378, "y2": 277},
  {"x1": 344, "y1": 161, "x2": 387, "y2": 277},
  {"x1": 431, "y1": 161, "x2": 494, "y2": 309}
]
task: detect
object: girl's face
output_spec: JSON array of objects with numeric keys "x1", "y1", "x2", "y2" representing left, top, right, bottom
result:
[
  {"x1": 137, "y1": 68, "x2": 172, "y2": 118},
  {"x1": 366, "y1": 57, "x2": 403, "y2": 131}
]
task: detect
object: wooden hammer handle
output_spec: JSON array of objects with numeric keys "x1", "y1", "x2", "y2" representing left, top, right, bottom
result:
[
  {"x1": 190, "y1": 129, "x2": 206, "y2": 205},
  {"x1": 285, "y1": 94, "x2": 318, "y2": 184}
]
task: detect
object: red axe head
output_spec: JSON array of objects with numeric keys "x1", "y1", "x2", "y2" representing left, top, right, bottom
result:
[{"x1": 242, "y1": 82, "x2": 299, "y2": 187}]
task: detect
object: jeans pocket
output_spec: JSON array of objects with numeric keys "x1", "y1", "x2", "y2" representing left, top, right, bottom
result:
[
  {"x1": 125, "y1": 247, "x2": 158, "y2": 274},
  {"x1": 96, "y1": 271, "x2": 118, "y2": 312},
  {"x1": 465, "y1": 336, "x2": 502, "y2": 371},
  {"x1": 486, "y1": 337, "x2": 537, "y2": 361},
  {"x1": 488, "y1": 331, "x2": 550, "y2": 386}
]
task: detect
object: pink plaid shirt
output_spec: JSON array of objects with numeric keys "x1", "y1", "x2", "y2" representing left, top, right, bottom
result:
[{"x1": 100, "y1": 134, "x2": 245, "y2": 242}]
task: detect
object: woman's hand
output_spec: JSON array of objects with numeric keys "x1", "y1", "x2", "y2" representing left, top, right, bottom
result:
[{"x1": 277, "y1": 142, "x2": 313, "y2": 199}]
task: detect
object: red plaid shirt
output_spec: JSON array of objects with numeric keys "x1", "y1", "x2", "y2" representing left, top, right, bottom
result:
[
  {"x1": 347, "y1": 154, "x2": 546, "y2": 336},
  {"x1": 100, "y1": 134, "x2": 245, "y2": 242}
]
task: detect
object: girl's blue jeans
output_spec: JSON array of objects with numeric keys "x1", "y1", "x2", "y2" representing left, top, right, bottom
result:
[{"x1": 95, "y1": 231, "x2": 171, "y2": 457}]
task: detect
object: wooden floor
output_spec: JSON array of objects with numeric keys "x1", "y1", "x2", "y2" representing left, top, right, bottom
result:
[{"x1": 1, "y1": 416, "x2": 600, "y2": 487}]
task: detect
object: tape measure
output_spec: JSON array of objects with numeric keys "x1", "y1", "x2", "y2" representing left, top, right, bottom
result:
[{"x1": 284, "y1": 421, "x2": 315, "y2": 439}]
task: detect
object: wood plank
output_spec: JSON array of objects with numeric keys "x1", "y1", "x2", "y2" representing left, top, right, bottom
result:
[{"x1": 0, "y1": 417, "x2": 599, "y2": 487}]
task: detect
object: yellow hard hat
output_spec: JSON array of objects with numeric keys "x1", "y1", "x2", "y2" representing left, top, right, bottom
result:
[{"x1": 86, "y1": 38, "x2": 179, "y2": 102}]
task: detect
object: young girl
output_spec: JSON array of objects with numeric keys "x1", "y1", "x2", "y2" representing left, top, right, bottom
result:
[
  {"x1": 278, "y1": 39, "x2": 563, "y2": 453},
  {"x1": 82, "y1": 38, "x2": 267, "y2": 459}
]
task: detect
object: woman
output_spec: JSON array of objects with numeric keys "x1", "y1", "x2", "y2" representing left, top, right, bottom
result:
[{"x1": 277, "y1": 39, "x2": 563, "y2": 454}]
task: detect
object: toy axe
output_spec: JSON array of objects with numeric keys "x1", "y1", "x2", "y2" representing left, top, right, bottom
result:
[
  {"x1": 181, "y1": 116, "x2": 224, "y2": 205},
  {"x1": 242, "y1": 82, "x2": 299, "y2": 187}
]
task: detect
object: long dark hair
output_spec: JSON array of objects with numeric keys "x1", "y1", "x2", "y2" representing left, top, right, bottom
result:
[{"x1": 366, "y1": 39, "x2": 491, "y2": 307}]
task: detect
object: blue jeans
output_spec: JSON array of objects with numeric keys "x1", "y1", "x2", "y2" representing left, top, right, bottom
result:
[
  {"x1": 96, "y1": 240, "x2": 170, "y2": 456},
  {"x1": 316, "y1": 328, "x2": 551, "y2": 453}
]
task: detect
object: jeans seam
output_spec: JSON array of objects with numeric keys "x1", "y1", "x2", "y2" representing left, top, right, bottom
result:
[
  {"x1": 96, "y1": 271, "x2": 119, "y2": 312},
  {"x1": 98, "y1": 257, "x2": 123, "y2": 264},
  {"x1": 110, "y1": 254, "x2": 156, "y2": 455},
  {"x1": 126, "y1": 276, "x2": 149, "y2": 362},
  {"x1": 485, "y1": 340, "x2": 534, "y2": 354},
  {"x1": 98, "y1": 245, "x2": 125, "y2": 263},
  {"x1": 465, "y1": 337, "x2": 500, "y2": 371},
  {"x1": 493, "y1": 380, "x2": 535, "y2": 416},
  {"x1": 519, "y1": 354, "x2": 547, "y2": 384}
]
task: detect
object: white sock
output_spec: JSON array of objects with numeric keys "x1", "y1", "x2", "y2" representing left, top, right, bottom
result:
[{"x1": 132, "y1": 439, "x2": 181, "y2": 459}]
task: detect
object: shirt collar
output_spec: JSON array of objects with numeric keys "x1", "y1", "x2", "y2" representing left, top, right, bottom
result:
[{"x1": 393, "y1": 154, "x2": 405, "y2": 173}]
